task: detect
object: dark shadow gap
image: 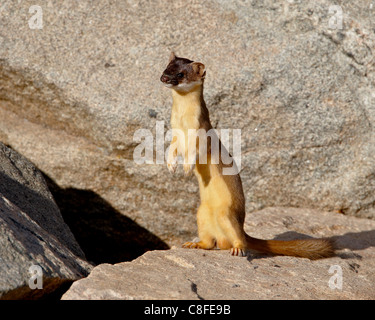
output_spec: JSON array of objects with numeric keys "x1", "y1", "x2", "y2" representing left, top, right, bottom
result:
[{"x1": 43, "y1": 174, "x2": 169, "y2": 266}]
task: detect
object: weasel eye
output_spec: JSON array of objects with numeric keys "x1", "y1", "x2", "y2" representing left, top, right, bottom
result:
[{"x1": 177, "y1": 73, "x2": 184, "y2": 78}]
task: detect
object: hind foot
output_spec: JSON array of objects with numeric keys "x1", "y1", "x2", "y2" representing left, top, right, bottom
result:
[
  {"x1": 182, "y1": 241, "x2": 213, "y2": 250},
  {"x1": 230, "y1": 247, "x2": 247, "y2": 257}
]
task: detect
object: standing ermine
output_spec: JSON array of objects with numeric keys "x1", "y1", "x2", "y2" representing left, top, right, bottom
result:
[{"x1": 160, "y1": 52, "x2": 334, "y2": 259}]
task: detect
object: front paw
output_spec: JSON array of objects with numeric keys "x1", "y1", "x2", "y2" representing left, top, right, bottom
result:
[
  {"x1": 183, "y1": 163, "x2": 194, "y2": 176},
  {"x1": 167, "y1": 160, "x2": 177, "y2": 174}
]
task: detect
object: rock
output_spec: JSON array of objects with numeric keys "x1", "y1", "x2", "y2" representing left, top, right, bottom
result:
[
  {"x1": 62, "y1": 207, "x2": 375, "y2": 300},
  {"x1": 0, "y1": 0, "x2": 375, "y2": 256},
  {"x1": 0, "y1": 143, "x2": 92, "y2": 299}
]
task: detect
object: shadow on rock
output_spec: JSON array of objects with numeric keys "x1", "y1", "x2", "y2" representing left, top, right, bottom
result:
[{"x1": 43, "y1": 174, "x2": 169, "y2": 265}]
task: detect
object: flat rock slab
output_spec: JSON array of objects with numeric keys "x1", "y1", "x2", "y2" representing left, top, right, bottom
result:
[{"x1": 62, "y1": 208, "x2": 375, "y2": 300}]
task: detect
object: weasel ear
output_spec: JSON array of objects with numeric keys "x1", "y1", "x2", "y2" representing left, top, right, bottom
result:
[
  {"x1": 169, "y1": 52, "x2": 176, "y2": 63},
  {"x1": 191, "y1": 62, "x2": 206, "y2": 78}
]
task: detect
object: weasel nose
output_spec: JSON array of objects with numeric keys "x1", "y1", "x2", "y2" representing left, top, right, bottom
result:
[{"x1": 160, "y1": 74, "x2": 169, "y2": 83}]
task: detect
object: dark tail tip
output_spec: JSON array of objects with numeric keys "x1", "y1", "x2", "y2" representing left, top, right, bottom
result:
[{"x1": 300, "y1": 238, "x2": 336, "y2": 260}]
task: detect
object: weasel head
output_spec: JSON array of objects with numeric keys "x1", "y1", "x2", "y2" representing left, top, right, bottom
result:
[{"x1": 160, "y1": 52, "x2": 206, "y2": 93}]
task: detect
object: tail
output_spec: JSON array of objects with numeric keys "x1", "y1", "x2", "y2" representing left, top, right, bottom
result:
[{"x1": 245, "y1": 234, "x2": 335, "y2": 260}]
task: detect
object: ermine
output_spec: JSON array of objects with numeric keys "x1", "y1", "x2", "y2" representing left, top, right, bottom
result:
[{"x1": 160, "y1": 52, "x2": 334, "y2": 259}]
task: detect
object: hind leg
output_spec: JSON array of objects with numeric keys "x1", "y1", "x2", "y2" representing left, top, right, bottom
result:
[
  {"x1": 216, "y1": 208, "x2": 247, "y2": 256},
  {"x1": 182, "y1": 203, "x2": 216, "y2": 250}
]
